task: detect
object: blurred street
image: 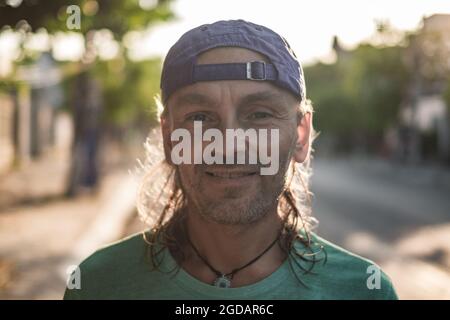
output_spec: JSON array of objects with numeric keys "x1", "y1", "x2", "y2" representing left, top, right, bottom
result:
[
  {"x1": 0, "y1": 138, "x2": 143, "y2": 300},
  {"x1": 312, "y1": 157, "x2": 450, "y2": 299}
]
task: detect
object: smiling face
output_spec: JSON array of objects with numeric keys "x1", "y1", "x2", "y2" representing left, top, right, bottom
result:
[{"x1": 161, "y1": 47, "x2": 311, "y2": 225}]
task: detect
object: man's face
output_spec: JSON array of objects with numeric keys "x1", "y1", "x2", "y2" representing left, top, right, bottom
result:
[{"x1": 162, "y1": 47, "x2": 310, "y2": 225}]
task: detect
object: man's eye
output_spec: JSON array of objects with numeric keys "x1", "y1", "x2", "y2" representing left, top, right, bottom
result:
[
  {"x1": 186, "y1": 113, "x2": 209, "y2": 122},
  {"x1": 248, "y1": 112, "x2": 273, "y2": 120}
]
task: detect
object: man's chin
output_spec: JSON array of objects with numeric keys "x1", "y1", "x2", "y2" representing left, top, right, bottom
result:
[
  {"x1": 198, "y1": 197, "x2": 272, "y2": 225},
  {"x1": 201, "y1": 185, "x2": 258, "y2": 200}
]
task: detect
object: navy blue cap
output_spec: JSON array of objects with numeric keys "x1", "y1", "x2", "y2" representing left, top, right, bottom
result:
[{"x1": 160, "y1": 19, "x2": 306, "y2": 104}]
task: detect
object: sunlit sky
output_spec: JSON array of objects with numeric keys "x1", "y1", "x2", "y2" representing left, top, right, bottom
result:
[
  {"x1": 129, "y1": 0, "x2": 450, "y2": 64},
  {"x1": 1, "y1": 0, "x2": 450, "y2": 75}
]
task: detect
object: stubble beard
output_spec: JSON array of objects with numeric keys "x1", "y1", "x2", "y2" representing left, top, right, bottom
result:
[{"x1": 179, "y1": 157, "x2": 292, "y2": 226}]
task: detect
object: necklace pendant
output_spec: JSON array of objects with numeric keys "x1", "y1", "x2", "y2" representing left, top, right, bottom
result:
[{"x1": 213, "y1": 275, "x2": 231, "y2": 288}]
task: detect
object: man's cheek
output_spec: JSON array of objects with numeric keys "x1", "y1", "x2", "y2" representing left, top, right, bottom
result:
[
  {"x1": 279, "y1": 134, "x2": 297, "y2": 167},
  {"x1": 178, "y1": 165, "x2": 197, "y2": 186}
]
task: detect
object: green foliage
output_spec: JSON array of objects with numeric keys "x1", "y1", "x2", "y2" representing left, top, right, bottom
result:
[
  {"x1": 0, "y1": 0, "x2": 174, "y2": 39},
  {"x1": 0, "y1": 0, "x2": 174, "y2": 127},
  {"x1": 346, "y1": 44, "x2": 409, "y2": 135},
  {"x1": 305, "y1": 62, "x2": 357, "y2": 136},
  {"x1": 91, "y1": 57, "x2": 162, "y2": 126},
  {"x1": 305, "y1": 43, "x2": 409, "y2": 151},
  {"x1": 444, "y1": 79, "x2": 450, "y2": 113}
]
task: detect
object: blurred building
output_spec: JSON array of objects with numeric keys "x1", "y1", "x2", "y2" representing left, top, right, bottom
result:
[{"x1": 400, "y1": 14, "x2": 450, "y2": 164}]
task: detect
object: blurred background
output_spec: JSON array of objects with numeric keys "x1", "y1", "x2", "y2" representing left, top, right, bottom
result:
[{"x1": 0, "y1": 0, "x2": 449, "y2": 299}]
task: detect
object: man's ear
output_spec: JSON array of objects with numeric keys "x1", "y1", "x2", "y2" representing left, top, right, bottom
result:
[
  {"x1": 293, "y1": 112, "x2": 312, "y2": 163},
  {"x1": 161, "y1": 115, "x2": 174, "y2": 165}
]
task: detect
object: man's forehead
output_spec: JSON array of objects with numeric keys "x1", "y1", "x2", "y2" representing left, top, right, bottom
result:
[
  {"x1": 196, "y1": 47, "x2": 270, "y2": 65},
  {"x1": 174, "y1": 88, "x2": 282, "y2": 106},
  {"x1": 168, "y1": 81, "x2": 296, "y2": 111}
]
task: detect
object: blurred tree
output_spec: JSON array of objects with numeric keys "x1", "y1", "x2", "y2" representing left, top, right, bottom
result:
[
  {"x1": 92, "y1": 57, "x2": 161, "y2": 127},
  {"x1": 0, "y1": 0, "x2": 173, "y2": 38},
  {"x1": 445, "y1": 80, "x2": 450, "y2": 110},
  {"x1": 345, "y1": 44, "x2": 409, "y2": 146},
  {"x1": 305, "y1": 62, "x2": 358, "y2": 152},
  {"x1": 0, "y1": 0, "x2": 174, "y2": 196},
  {"x1": 305, "y1": 41, "x2": 409, "y2": 154}
]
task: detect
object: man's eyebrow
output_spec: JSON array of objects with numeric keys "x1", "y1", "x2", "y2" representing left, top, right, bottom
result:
[
  {"x1": 173, "y1": 92, "x2": 216, "y2": 108},
  {"x1": 238, "y1": 91, "x2": 286, "y2": 107}
]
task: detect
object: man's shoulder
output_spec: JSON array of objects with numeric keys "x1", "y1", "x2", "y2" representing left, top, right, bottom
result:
[
  {"x1": 63, "y1": 232, "x2": 150, "y2": 299},
  {"x1": 312, "y1": 233, "x2": 376, "y2": 268},
  {"x1": 294, "y1": 233, "x2": 398, "y2": 299},
  {"x1": 79, "y1": 232, "x2": 146, "y2": 273}
]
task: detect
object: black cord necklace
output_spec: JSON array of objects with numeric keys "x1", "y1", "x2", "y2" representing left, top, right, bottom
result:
[{"x1": 186, "y1": 230, "x2": 282, "y2": 288}]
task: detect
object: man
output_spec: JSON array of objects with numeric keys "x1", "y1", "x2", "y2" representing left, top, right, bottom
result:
[{"x1": 64, "y1": 20, "x2": 398, "y2": 299}]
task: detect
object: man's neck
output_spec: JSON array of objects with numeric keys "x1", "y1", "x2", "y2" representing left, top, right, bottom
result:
[{"x1": 180, "y1": 205, "x2": 287, "y2": 287}]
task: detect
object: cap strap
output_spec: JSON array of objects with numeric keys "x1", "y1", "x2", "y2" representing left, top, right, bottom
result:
[{"x1": 192, "y1": 61, "x2": 277, "y2": 82}]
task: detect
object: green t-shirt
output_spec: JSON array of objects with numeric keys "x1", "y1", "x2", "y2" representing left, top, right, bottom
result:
[{"x1": 63, "y1": 232, "x2": 398, "y2": 300}]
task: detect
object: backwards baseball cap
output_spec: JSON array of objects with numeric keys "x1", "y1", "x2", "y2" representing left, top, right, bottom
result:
[{"x1": 160, "y1": 19, "x2": 306, "y2": 104}]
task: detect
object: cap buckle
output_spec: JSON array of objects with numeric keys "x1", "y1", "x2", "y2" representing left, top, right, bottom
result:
[{"x1": 246, "y1": 61, "x2": 266, "y2": 81}]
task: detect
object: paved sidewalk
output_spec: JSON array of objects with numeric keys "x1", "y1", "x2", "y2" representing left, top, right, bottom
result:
[
  {"x1": 0, "y1": 149, "x2": 69, "y2": 211},
  {"x1": 0, "y1": 170, "x2": 138, "y2": 300},
  {"x1": 0, "y1": 136, "x2": 144, "y2": 299}
]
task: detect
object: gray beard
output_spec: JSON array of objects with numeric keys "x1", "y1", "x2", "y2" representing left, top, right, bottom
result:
[{"x1": 195, "y1": 191, "x2": 278, "y2": 225}]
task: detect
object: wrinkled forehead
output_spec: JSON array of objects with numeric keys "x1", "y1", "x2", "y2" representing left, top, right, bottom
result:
[{"x1": 196, "y1": 47, "x2": 270, "y2": 65}]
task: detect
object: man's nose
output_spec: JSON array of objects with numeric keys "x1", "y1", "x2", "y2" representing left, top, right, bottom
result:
[{"x1": 218, "y1": 113, "x2": 253, "y2": 164}]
